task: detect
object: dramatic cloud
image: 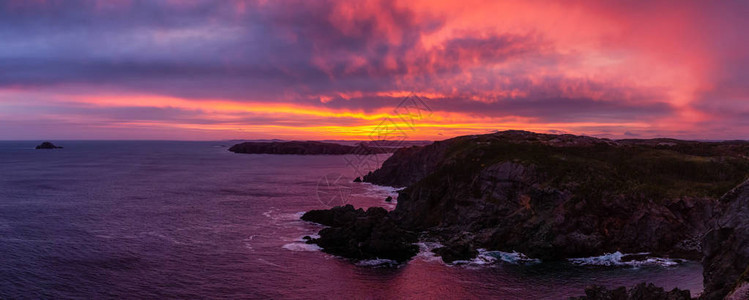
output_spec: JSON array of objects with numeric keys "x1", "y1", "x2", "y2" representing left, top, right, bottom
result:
[{"x1": 0, "y1": 0, "x2": 746, "y2": 140}]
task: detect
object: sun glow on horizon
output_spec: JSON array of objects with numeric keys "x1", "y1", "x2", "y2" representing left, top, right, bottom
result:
[{"x1": 0, "y1": 1, "x2": 746, "y2": 140}]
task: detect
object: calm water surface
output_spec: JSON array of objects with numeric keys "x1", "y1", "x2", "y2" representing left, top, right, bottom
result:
[{"x1": 0, "y1": 141, "x2": 702, "y2": 299}]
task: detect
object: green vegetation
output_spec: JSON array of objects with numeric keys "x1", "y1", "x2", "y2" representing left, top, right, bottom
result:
[{"x1": 410, "y1": 133, "x2": 749, "y2": 203}]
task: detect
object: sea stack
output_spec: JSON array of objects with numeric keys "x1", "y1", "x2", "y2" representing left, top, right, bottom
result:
[{"x1": 35, "y1": 142, "x2": 63, "y2": 149}]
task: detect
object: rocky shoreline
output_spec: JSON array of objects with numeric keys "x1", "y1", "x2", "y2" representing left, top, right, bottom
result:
[
  {"x1": 570, "y1": 283, "x2": 692, "y2": 300},
  {"x1": 301, "y1": 131, "x2": 749, "y2": 299}
]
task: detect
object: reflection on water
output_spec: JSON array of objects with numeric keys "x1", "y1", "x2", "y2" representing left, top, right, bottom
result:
[{"x1": 0, "y1": 141, "x2": 702, "y2": 299}]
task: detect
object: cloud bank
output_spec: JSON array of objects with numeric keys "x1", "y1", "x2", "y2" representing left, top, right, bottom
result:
[{"x1": 0, "y1": 0, "x2": 746, "y2": 140}]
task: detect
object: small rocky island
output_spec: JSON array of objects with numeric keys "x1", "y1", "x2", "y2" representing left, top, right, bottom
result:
[
  {"x1": 302, "y1": 130, "x2": 749, "y2": 300},
  {"x1": 301, "y1": 205, "x2": 419, "y2": 263},
  {"x1": 228, "y1": 141, "x2": 393, "y2": 155},
  {"x1": 35, "y1": 142, "x2": 63, "y2": 149}
]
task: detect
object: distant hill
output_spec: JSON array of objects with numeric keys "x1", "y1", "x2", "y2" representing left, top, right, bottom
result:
[{"x1": 228, "y1": 141, "x2": 397, "y2": 155}]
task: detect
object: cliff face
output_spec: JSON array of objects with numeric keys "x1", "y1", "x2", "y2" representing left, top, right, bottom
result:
[
  {"x1": 362, "y1": 140, "x2": 451, "y2": 187},
  {"x1": 702, "y1": 179, "x2": 749, "y2": 300},
  {"x1": 366, "y1": 131, "x2": 749, "y2": 260}
]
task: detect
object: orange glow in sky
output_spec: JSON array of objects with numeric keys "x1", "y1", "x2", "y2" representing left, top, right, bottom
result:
[{"x1": 0, "y1": 1, "x2": 746, "y2": 140}]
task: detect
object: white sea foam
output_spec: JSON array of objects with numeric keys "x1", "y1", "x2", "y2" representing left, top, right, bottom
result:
[
  {"x1": 262, "y1": 208, "x2": 276, "y2": 218},
  {"x1": 415, "y1": 242, "x2": 445, "y2": 263},
  {"x1": 451, "y1": 249, "x2": 541, "y2": 266},
  {"x1": 304, "y1": 234, "x2": 320, "y2": 240},
  {"x1": 568, "y1": 251, "x2": 683, "y2": 267},
  {"x1": 365, "y1": 183, "x2": 400, "y2": 194},
  {"x1": 282, "y1": 242, "x2": 321, "y2": 252},
  {"x1": 262, "y1": 209, "x2": 307, "y2": 226},
  {"x1": 356, "y1": 258, "x2": 399, "y2": 267},
  {"x1": 415, "y1": 243, "x2": 541, "y2": 266},
  {"x1": 275, "y1": 211, "x2": 305, "y2": 221},
  {"x1": 361, "y1": 183, "x2": 400, "y2": 200},
  {"x1": 289, "y1": 212, "x2": 306, "y2": 220},
  {"x1": 283, "y1": 234, "x2": 320, "y2": 242},
  {"x1": 257, "y1": 258, "x2": 285, "y2": 268},
  {"x1": 478, "y1": 250, "x2": 542, "y2": 265}
]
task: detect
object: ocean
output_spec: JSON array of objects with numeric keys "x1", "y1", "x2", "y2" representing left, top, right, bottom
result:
[{"x1": 0, "y1": 141, "x2": 703, "y2": 299}]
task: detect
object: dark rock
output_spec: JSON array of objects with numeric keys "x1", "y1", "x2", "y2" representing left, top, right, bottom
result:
[
  {"x1": 702, "y1": 179, "x2": 749, "y2": 300},
  {"x1": 363, "y1": 141, "x2": 451, "y2": 187},
  {"x1": 628, "y1": 283, "x2": 691, "y2": 300},
  {"x1": 353, "y1": 177, "x2": 362, "y2": 182},
  {"x1": 724, "y1": 278, "x2": 749, "y2": 300},
  {"x1": 620, "y1": 253, "x2": 650, "y2": 262},
  {"x1": 302, "y1": 205, "x2": 418, "y2": 263},
  {"x1": 35, "y1": 142, "x2": 62, "y2": 149},
  {"x1": 572, "y1": 285, "x2": 628, "y2": 300},
  {"x1": 432, "y1": 233, "x2": 478, "y2": 263},
  {"x1": 301, "y1": 204, "x2": 366, "y2": 227},
  {"x1": 570, "y1": 283, "x2": 691, "y2": 300},
  {"x1": 385, "y1": 196, "x2": 392, "y2": 202}
]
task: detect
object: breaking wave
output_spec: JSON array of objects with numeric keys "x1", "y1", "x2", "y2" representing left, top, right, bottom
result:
[
  {"x1": 282, "y1": 242, "x2": 321, "y2": 252},
  {"x1": 356, "y1": 258, "x2": 400, "y2": 267},
  {"x1": 568, "y1": 251, "x2": 684, "y2": 267}
]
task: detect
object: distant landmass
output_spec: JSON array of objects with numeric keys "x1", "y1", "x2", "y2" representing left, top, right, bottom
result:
[
  {"x1": 302, "y1": 130, "x2": 749, "y2": 300},
  {"x1": 228, "y1": 140, "x2": 428, "y2": 155}
]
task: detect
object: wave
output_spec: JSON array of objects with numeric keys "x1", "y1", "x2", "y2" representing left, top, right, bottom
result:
[
  {"x1": 414, "y1": 242, "x2": 541, "y2": 266},
  {"x1": 415, "y1": 242, "x2": 445, "y2": 263},
  {"x1": 479, "y1": 250, "x2": 542, "y2": 265},
  {"x1": 359, "y1": 183, "x2": 400, "y2": 200},
  {"x1": 568, "y1": 251, "x2": 684, "y2": 267},
  {"x1": 451, "y1": 249, "x2": 542, "y2": 266},
  {"x1": 362, "y1": 183, "x2": 401, "y2": 194},
  {"x1": 282, "y1": 242, "x2": 321, "y2": 252},
  {"x1": 356, "y1": 258, "x2": 400, "y2": 267},
  {"x1": 263, "y1": 208, "x2": 307, "y2": 223}
]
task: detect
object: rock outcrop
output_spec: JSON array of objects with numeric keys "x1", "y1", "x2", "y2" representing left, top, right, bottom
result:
[
  {"x1": 702, "y1": 179, "x2": 749, "y2": 300},
  {"x1": 570, "y1": 283, "x2": 691, "y2": 300},
  {"x1": 365, "y1": 131, "x2": 749, "y2": 261},
  {"x1": 301, "y1": 205, "x2": 419, "y2": 263},
  {"x1": 35, "y1": 142, "x2": 63, "y2": 149},
  {"x1": 362, "y1": 140, "x2": 451, "y2": 187},
  {"x1": 302, "y1": 130, "x2": 749, "y2": 283},
  {"x1": 229, "y1": 141, "x2": 393, "y2": 155}
]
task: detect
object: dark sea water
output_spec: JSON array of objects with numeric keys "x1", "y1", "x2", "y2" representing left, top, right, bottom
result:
[{"x1": 0, "y1": 141, "x2": 703, "y2": 299}]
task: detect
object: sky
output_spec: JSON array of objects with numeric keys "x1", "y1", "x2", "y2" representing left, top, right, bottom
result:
[{"x1": 0, "y1": 0, "x2": 747, "y2": 141}]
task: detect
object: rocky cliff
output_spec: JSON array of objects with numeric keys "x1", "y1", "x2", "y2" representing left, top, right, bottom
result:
[
  {"x1": 702, "y1": 179, "x2": 749, "y2": 300},
  {"x1": 364, "y1": 131, "x2": 749, "y2": 261}
]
